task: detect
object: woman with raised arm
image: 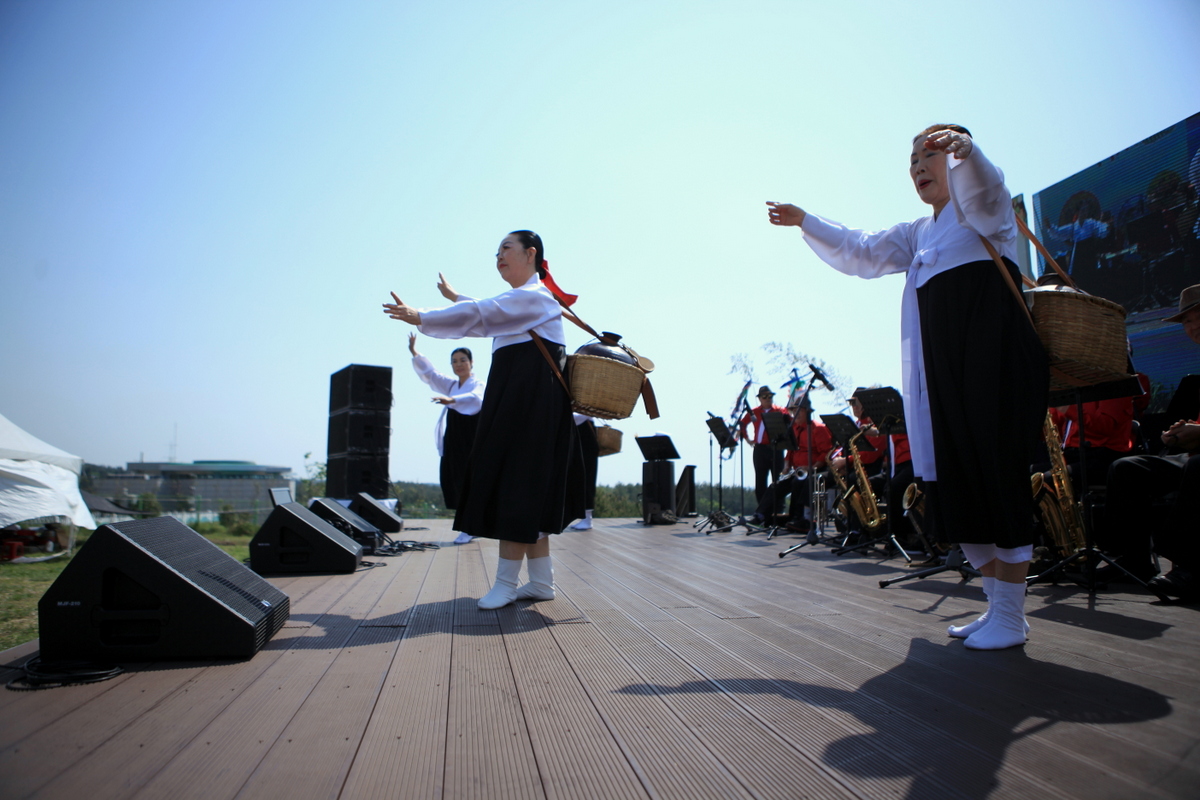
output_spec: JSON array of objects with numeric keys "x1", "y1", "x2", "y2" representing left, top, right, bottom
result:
[
  {"x1": 407, "y1": 333, "x2": 485, "y2": 542},
  {"x1": 767, "y1": 126, "x2": 1048, "y2": 650},
  {"x1": 384, "y1": 230, "x2": 582, "y2": 608}
]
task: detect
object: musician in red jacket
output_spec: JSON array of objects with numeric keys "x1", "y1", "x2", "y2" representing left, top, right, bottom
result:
[
  {"x1": 738, "y1": 386, "x2": 791, "y2": 512},
  {"x1": 752, "y1": 400, "x2": 833, "y2": 529}
]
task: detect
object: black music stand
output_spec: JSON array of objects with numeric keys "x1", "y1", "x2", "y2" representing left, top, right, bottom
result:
[
  {"x1": 695, "y1": 415, "x2": 737, "y2": 533},
  {"x1": 1027, "y1": 375, "x2": 1171, "y2": 601}
]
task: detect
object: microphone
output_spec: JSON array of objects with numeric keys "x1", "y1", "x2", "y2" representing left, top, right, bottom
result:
[{"x1": 809, "y1": 363, "x2": 834, "y2": 391}]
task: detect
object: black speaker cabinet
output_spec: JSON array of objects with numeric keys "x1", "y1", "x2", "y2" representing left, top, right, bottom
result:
[
  {"x1": 349, "y1": 492, "x2": 403, "y2": 533},
  {"x1": 642, "y1": 461, "x2": 676, "y2": 524},
  {"x1": 326, "y1": 454, "x2": 389, "y2": 500},
  {"x1": 327, "y1": 409, "x2": 392, "y2": 456},
  {"x1": 38, "y1": 517, "x2": 289, "y2": 662},
  {"x1": 330, "y1": 364, "x2": 393, "y2": 413},
  {"x1": 675, "y1": 464, "x2": 697, "y2": 517},
  {"x1": 250, "y1": 502, "x2": 362, "y2": 574},
  {"x1": 309, "y1": 498, "x2": 383, "y2": 555}
]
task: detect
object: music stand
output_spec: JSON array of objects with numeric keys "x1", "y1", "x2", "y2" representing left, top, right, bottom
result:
[
  {"x1": 696, "y1": 415, "x2": 737, "y2": 533},
  {"x1": 1028, "y1": 375, "x2": 1171, "y2": 601}
]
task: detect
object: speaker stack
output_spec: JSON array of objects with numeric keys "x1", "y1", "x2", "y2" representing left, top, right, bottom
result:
[
  {"x1": 38, "y1": 516, "x2": 289, "y2": 662},
  {"x1": 327, "y1": 364, "x2": 392, "y2": 499}
]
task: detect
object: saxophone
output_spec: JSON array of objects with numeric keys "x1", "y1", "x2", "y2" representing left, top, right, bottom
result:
[
  {"x1": 846, "y1": 429, "x2": 886, "y2": 532},
  {"x1": 1032, "y1": 411, "x2": 1087, "y2": 555},
  {"x1": 835, "y1": 429, "x2": 892, "y2": 534}
]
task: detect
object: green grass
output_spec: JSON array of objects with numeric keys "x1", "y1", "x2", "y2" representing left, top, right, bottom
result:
[{"x1": 0, "y1": 525, "x2": 255, "y2": 653}]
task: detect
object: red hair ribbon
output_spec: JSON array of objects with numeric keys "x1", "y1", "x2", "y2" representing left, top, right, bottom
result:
[{"x1": 541, "y1": 260, "x2": 578, "y2": 308}]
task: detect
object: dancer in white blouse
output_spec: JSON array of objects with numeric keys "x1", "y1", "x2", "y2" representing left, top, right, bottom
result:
[
  {"x1": 384, "y1": 230, "x2": 583, "y2": 609},
  {"x1": 408, "y1": 333, "x2": 485, "y2": 543},
  {"x1": 767, "y1": 125, "x2": 1048, "y2": 649}
]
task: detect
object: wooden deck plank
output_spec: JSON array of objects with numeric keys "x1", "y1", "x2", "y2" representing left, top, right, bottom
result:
[
  {"x1": 495, "y1": 609, "x2": 647, "y2": 800},
  {"x1": 233, "y1": 626, "x2": 405, "y2": 800},
  {"x1": 338, "y1": 535, "x2": 458, "y2": 800},
  {"x1": 2, "y1": 517, "x2": 1197, "y2": 800},
  {"x1": 20, "y1": 625, "x2": 312, "y2": 800},
  {"x1": 118, "y1": 571, "x2": 392, "y2": 800},
  {"x1": 549, "y1": 620, "x2": 758, "y2": 800}
]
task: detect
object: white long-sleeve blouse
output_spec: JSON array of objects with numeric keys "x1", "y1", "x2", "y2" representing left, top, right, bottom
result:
[
  {"x1": 798, "y1": 145, "x2": 1018, "y2": 481},
  {"x1": 411, "y1": 355, "x2": 485, "y2": 456},
  {"x1": 416, "y1": 274, "x2": 566, "y2": 351}
]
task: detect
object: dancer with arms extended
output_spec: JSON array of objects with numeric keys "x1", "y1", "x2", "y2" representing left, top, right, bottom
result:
[
  {"x1": 767, "y1": 126, "x2": 1048, "y2": 649},
  {"x1": 407, "y1": 333, "x2": 484, "y2": 543},
  {"x1": 384, "y1": 230, "x2": 582, "y2": 608}
]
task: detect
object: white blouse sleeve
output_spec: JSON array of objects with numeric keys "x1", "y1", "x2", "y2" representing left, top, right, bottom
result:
[
  {"x1": 800, "y1": 213, "x2": 917, "y2": 279},
  {"x1": 947, "y1": 144, "x2": 1015, "y2": 244},
  {"x1": 448, "y1": 378, "x2": 485, "y2": 416},
  {"x1": 411, "y1": 355, "x2": 458, "y2": 395},
  {"x1": 417, "y1": 283, "x2": 562, "y2": 341}
]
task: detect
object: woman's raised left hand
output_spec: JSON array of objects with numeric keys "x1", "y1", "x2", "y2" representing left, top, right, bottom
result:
[
  {"x1": 383, "y1": 291, "x2": 422, "y2": 326},
  {"x1": 923, "y1": 129, "x2": 973, "y2": 160}
]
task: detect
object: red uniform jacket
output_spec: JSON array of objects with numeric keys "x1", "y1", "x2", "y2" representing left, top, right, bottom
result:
[
  {"x1": 738, "y1": 405, "x2": 790, "y2": 446},
  {"x1": 787, "y1": 420, "x2": 833, "y2": 469}
]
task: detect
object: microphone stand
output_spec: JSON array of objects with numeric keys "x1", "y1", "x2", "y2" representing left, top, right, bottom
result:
[{"x1": 710, "y1": 396, "x2": 763, "y2": 534}]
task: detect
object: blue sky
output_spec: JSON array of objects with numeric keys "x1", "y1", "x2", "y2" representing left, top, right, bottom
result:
[{"x1": 3, "y1": 0, "x2": 1199, "y2": 488}]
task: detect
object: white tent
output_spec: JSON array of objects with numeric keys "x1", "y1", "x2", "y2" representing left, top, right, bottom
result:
[{"x1": 0, "y1": 411, "x2": 97, "y2": 529}]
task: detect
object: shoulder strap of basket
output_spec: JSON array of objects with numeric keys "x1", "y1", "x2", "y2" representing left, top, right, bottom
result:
[
  {"x1": 978, "y1": 231, "x2": 1090, "y2": 388},
  {"x1": 529, "y1": 330, "x2": 572, "y2": 398}
]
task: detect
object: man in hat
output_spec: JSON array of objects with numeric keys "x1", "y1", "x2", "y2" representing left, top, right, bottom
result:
[
  {"x1": 1101, "y1": 284, "x2": 1200, "y2": 597},
  {"x1": 738, "y1": 385, "x2": 791, "y2": 516}
]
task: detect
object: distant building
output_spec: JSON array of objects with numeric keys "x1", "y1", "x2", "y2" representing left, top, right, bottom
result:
[{"x1": 87, "y1": 461, "x2": 294, "y2": 525}]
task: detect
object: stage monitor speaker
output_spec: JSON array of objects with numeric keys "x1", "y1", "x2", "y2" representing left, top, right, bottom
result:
[
  {"x1": 309, "y1": 498, "x2": 383, "y2": 555},
  {"x1": 326, "y1": 454, "x2": 390, "y2": 500},
  {"x1": 675, "y1": 464, "x2": 697, "y2": 517},
  {"x1": 330, "y1": 364, "x2": 393, "y2": 413},
  {"x1": 250, "y1": 502, "x2": 362, "y2": 574},
  {"x1": 642, "y1": 460, "x2": 676, "y2": 524},
  {"x1": 327, "y1": 409, "x2": 392, "y2": 456},
  {"x1": 349, "y1": 492, "x2": 404, "y2": 534},
  {"x1": 38, "y1": 516, "x2": 289, "y2": 663}
]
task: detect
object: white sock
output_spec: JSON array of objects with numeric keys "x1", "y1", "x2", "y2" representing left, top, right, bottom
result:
[
  {"x1": 478, "y1": 556, "x2": 522, "y2": 609},
  {"x1": 515, "y1": 555, "x2": 555, "y2": 600},
  {"x1": 964, "y1": 579, "x2": 1029, "y2": 650},
  {"x1": 948, "y1": 576, "x2": 995, "y2": 638}
]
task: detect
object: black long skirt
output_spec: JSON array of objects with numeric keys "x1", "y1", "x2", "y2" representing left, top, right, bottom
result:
[
  {"x1": 453, "y1": 340, "x2": 584, "y2": 543},
  {"x1": 439, "y1": 408, "x2": 478, "y2": 509},
  {"x1": 917, "y1": 259, "x2": 1049, "y2": 549},
  {"x1": 575, "y1": 419, "x2": 599, "y2": 509}
]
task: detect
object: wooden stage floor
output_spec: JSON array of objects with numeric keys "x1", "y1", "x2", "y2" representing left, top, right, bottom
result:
[{"x1": 2, "y1": 517, "x2": 1198, "y2": 800}]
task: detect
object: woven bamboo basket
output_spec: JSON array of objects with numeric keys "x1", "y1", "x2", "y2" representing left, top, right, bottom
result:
[
  {"x1": 1028, "y1": 287, "x2": 1129, "y2": 390},
  {"x1": 595, "y1": 425, "x2": 622, "y2": 456},
  {"x1": 567, "y1": 354, "x2": 645, "y2": 420}
]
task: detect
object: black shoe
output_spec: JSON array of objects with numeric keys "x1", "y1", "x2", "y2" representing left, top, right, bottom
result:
[
  {"x1": 1148, "y1": 567, "x2": 1198, "y2": 599},
  {"x1": 1093, "y1": 560, "x2": 1158, "y2": 584}
]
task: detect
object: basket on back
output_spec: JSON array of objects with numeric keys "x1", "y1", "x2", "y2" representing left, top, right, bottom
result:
[
  {"x1": 595, "y1": 424, "x2": 622, "y2": 456},
  {"x1": 983, "y1": 215, "x2": 1132, "y2": 393},
  {"x1": 1028, "y1": 286, "x2": 1129, "y2": 391}
]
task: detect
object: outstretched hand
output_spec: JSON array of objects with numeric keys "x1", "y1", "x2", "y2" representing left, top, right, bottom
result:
[
  {"x1": 923, "y1": 129, "x2": 973, "y2": 160},
  {"x1": 437, "y1": 272, "x2": 459, "y2": 302},
  {"x1": 383, "y1": 291, "x2": 422, "y2": 326},
  {"x1": 766, "y1": 201, "x2": 806, "y2": 227},
  {"x1": 407, "y1": 332, "x2": 419, "y2": 357}
]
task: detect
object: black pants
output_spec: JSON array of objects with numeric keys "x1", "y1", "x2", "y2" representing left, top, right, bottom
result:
[
  {"x1": 752, "y1": 444, "x2": 785, "y2": 510},
  {"x1": 1102, "y1": 452, "x2": 1200, "y2": 569}
]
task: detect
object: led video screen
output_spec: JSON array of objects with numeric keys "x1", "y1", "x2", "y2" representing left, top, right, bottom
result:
[{"x1": 1033, "y1": 112, "x2": 1200, "y2": 413}]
